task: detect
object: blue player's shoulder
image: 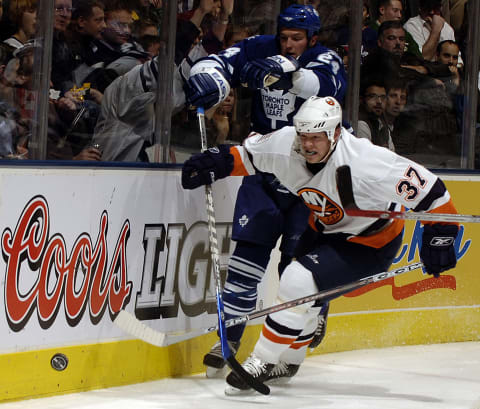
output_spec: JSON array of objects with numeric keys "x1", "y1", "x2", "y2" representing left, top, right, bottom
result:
[
  {"x1": 299, "y1": 44, "x2": 341, "y2": 63},
  {"x1": 238, "y1": 35, "x2": 279, "y2": 59}
]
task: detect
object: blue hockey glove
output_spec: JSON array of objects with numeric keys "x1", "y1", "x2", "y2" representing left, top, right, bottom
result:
[
  {"x1": 185, "y1": 66, "x2": 231, "y2": 110},
  {"x1": 239, "y1": 55, "x2": 300, "y2": 90},
  {"x1": 181, "y1": 145, "x2": 234, "y2": 189},
  {"x1": 420, "y1": 224, "x2": 459, "y2": 277}
]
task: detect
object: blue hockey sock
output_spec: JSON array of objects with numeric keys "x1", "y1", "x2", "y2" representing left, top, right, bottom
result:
[{"x1": 223, "y1": 242, "x2": 271, "y2": 342}]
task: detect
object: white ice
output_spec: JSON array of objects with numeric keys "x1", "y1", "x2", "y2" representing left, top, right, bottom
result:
[{"x1": 3, "y1": 342, "x2": 480, "y2": 409}]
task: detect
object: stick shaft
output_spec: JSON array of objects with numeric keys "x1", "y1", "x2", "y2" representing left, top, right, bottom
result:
[
  {"x1": 114, "y1": 262, "x2": 423, "y2": 347},
  {"x1": 206, "y1": 261, "x2": 423, "y2": 333},
  {"x1": 336, "y1": 165, "x2": 480, "y2": 223},
  {"x1": 197, "y1": 108, "x2": 269, "y2": 395}
]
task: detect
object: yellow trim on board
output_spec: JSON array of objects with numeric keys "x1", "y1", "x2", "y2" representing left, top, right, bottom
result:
[{"x1": 1, "y1": 307, "x2": 479, "y2": 403}]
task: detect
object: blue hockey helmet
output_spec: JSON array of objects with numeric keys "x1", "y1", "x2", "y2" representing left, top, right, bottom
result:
[{"x1": 277, "y1": 4, "x2": 322, "y2": 39}]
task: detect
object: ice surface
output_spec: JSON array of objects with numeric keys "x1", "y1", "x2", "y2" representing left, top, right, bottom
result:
[{"x1": 2, "y1": 342, "x2": 480, "y2": 409}]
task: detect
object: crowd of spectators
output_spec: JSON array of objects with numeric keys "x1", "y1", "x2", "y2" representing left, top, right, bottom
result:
[{"x1": 0, "y1": 0, "x2": 474, "y2": 167}]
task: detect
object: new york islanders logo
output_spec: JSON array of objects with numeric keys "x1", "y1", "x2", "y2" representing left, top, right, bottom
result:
[{"x1": 298, "y1": 188, "x2": 344, "y2": 225}]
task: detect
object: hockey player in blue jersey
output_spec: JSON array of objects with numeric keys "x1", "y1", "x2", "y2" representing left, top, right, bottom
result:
[{"x1": 185, "y1": 4, "x2": 347, "y2": 380}]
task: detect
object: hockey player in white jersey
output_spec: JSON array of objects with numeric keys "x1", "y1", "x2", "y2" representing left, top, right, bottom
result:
[
  {"x1": 181, "y1": 96, "x2": 459, "y2": 394},
  {"x1": 186, "y1": 4, "x2": 345, "y2": 377}
]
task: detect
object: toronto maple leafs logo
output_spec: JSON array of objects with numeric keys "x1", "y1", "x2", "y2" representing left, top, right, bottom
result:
[{"x1": 239, "y1": 215, "x2": 249, "y2": 227}]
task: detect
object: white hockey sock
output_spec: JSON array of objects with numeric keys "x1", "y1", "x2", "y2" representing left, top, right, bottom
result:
[{"x1": 252, "y1": 261, "x2": 318, "y2": 364}]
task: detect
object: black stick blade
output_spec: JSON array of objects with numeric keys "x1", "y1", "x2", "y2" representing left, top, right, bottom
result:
[{"x1": 227, "y1": 356, "x2": 270, "y2": 395}]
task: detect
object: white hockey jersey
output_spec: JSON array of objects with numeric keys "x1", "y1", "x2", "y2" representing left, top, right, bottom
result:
[{"x1": 230, "y1": 127, "x2": 457, "y2": 248}]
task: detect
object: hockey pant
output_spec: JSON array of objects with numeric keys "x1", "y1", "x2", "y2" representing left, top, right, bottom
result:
[
  {"x1": 253, "y1": 231, "x2": 404, "y2": 365},
  {"x1": 223, "y1": 174, "x2": 310, "y2": 343}
]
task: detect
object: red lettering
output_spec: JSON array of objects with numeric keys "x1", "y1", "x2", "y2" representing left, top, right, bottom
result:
[{"x1": 1, "y1": 196, "x2": 132, "y2": 330}]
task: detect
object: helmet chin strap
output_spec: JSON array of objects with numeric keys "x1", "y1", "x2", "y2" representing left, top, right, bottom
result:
[{"x1": 318, "y1": 140, "x2": 337, "y2": 163}]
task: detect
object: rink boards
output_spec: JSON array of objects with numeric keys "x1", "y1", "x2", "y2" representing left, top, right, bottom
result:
[{"x1": 0, "y1": 166, "x2": 478, "y2": 402}]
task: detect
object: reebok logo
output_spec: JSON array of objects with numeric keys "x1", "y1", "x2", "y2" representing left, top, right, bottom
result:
[{"x1": 430, "y1": 237, "x2": 455, "y2": 246}]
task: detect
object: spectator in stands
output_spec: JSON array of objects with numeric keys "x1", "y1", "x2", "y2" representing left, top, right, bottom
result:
[
  {"x1": 314, "y1": 0, "x2": 349, "y2": 49},
  {"x1": 384, "y1": 79, "x2": 411, "y2": 153},
  {"x1": 131, "y1": 17, "x2": 158, "y2": 38},
  {"x1": 369, "y1": 0, "x2": 422, "y2": 57},
  {"x1": 0, "y1": 46, "x2": 16, "y2": 108},
  {"x1": 336, "y1": 0, "x2": 377, "y2": 59},
  {"x1": 403, "y1": 0, "x2": 459, "y2": 62},
  {"x1": 362, "y1": 20, "x2": 452, "y2": 85},
  {"x1": 51, "y1": 0, "x2": 78, "y2": 93},
  {"x1": 436, "y1": 39, "x2": 461, "y2": 91},
  {"x1": 209, "y1": 88, "x2": 234, "y2": 144},
  {"x1": 2, "y1": 0, "x2": 37, "y2": 54},
  {"x1": 435, "y1": 39, "x2": 464, "y2": 136},
  {"x1": 385, "y1": 80, "x2": 408, "y2": 130},
  {"x1": 358, "y1": 80, "x2": 394, "y2": 150},
  {"x1": 88, "y1": 0, "x2": 149, "y2": 76},
  {"x1": 0, "y1": 46, "x2": 19, "y2": 158},
  {"x1": 133, "y1": 0, "x2": 162, "y2": 25},
  {"x1": 66, "y1": 0, "x2": 111, "y2": 96},
  {"x1": 365, "y1": 21, "x2": 458, "y2": 162},
  {"x1": 223, "y1": 23, "x2": 249, "y2": 48},
  {"x1": 67, "y1": 0, "x2": 106, "y2": 67},
  {"x1": 137, "y1": 34, "x2": 161, "y2": 58},
  {"x1": 176, "y1": 0, "x2": 231, "y2": 64},
  {"x1": 130, "y1": 18, "x2": 160, "y2": 58},
  {"x1": 47, "y1": 0, "x2": 102, "y2": 160},
  {"x1": 92, "y1": 0, "x2": 233, "y2": 161},
  {"x1": 9, "y1": 42, "x2": 36, "y2": 124}
]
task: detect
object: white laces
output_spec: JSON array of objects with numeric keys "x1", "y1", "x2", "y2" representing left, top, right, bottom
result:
[
  {"x1": 270, "y1": 361, "x2": 289, "y2": 377},
  {"x1": 243, "y1": 355, "x2": 269, "y2": 377}
]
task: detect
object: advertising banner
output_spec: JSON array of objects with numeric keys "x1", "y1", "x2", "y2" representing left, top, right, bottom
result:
[
  {"x1": 0, "y1": 167, "x2": 248, "y2": 352},
  {"x1": 0, "y1": 168, "x2": 478, "y2": 353}
]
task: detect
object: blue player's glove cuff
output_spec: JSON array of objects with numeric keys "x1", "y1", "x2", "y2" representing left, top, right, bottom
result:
[
  {"x1": 186, "y1": 66, "x2": 231, "y2": 110},
  {"x1": 182, "y1": 145, "x2": 234, "y2": 189},
  {"x1": 420, "y1": 224, "x2": 458, "y2": 277},
  {"x1": 239, "y1": 55, "x2": 300, "y2": 90}
]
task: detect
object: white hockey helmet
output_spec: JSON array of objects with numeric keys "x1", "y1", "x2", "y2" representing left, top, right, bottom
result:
[{"x1": 293, "y1": 96, "x2": 342, "y2": 141}]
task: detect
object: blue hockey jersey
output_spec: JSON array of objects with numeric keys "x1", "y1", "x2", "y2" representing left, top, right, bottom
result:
[{"x1": 192, "y1": 35, "x2": 347, "y2": 134}]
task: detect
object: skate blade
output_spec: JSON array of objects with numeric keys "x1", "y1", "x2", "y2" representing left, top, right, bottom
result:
[
  {"x1": 206, "y1": 365, "x2": 228, "y2": 379},
  {"x1": 265, "y1": 377, "x2": 293, "y2": 386},
  {"x1": 224, "y1": 385, "x2": 256, "y2": 396}
]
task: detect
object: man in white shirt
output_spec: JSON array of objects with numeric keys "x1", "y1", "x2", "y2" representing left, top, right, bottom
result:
[{"x1": 403, "y1": 0, "x2": 458, "y2": 62}]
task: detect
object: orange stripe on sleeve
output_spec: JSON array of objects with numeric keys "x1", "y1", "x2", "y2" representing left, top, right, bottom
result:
[
  {"x1": 348, "y1": 218, "x2": 405, "y2": 249},
  {"x1": 261, "y1": 326, "x2": 296, "y2": 345},
  {"x1": 424, "y1": 199, "x2": 459, "y2": 226},
  {"x1": 230, "y1": 146, "x2": 249, "y2": 176}
]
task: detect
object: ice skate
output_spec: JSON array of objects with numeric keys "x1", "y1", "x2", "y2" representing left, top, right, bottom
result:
[
  {"x1": 265, "y1": 361, "x2": 300, "y2": 385},
  {"x1": 203, "y1": 340, "x2": 240, "y2": 378},
  {"x1": 224, "y1": 353, "x2": 274, "y2": 395},
  {"x1": 309, "y1": 302, "x2": 329, "y2": 349}
]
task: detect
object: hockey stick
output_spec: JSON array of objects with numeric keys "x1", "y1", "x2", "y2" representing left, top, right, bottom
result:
[
  {"x1": 336, "y1": 165, "x2": 480, "y2": 223},
  {"x1": 196, "y1": 107, "x2": 269, "y2": 395},
  {"x1": 114, "y1": 261, "x2": 423, "y2": 346}
]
